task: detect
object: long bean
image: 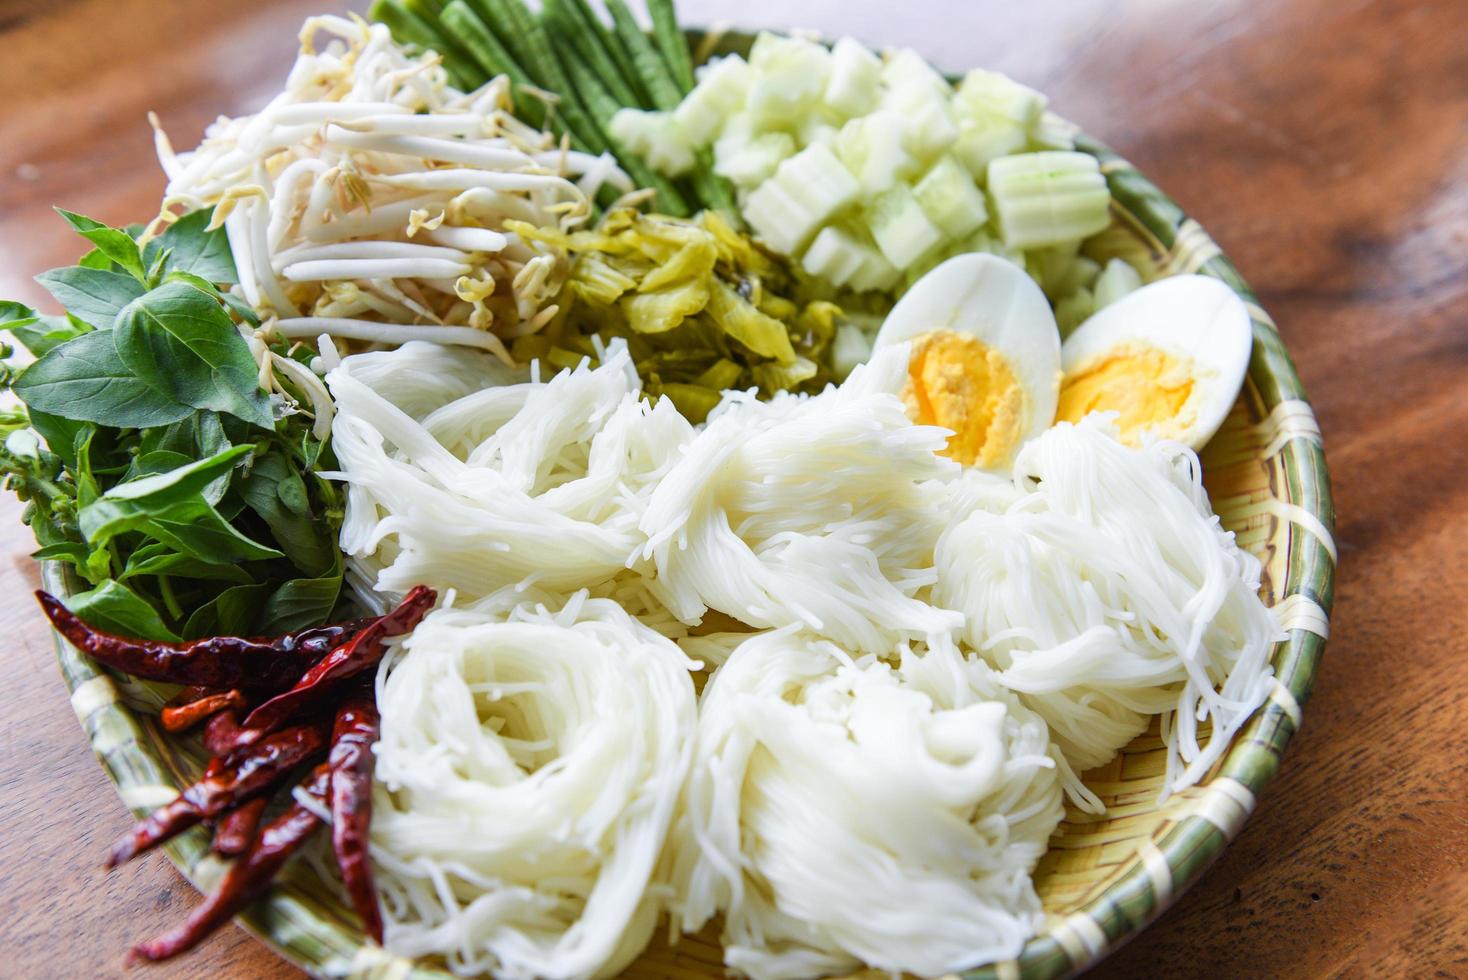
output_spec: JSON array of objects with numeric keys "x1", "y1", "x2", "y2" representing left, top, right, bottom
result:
[
  {"x1": 465, "y1": 0, "x2": 536, "y2": 75},
  {"x1": 563, "y1": 56, "x2": 691, "y2": 215},
  {"x1": 647, "y1": 0, "x2": 695, "y2": 93},
  {"x1": 369, "y1": 0, "x2": 486, "y2": 87},
  {"x1": 604, "y1": 0, "x2": 682, "y2": 110},
  {"x1": 541, "y1": 0, "x2": 645, "y2": 110},
  {"x1": 439, "y1": 1, "x2": 548, "y2": 129}
]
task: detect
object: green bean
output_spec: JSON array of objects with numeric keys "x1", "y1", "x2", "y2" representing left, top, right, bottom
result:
[
  {"x1": 465, "y1": 0, "x2": 537, "y2": 77},
  {"x1": 558, "y1": 0, "x2": 650, "y2": 106},
  {"x1": 647, "y1": 0, "x2": 695, "y2": 93},
  {"x1": 370, "y1": 0, "x2": 486, "y2": 88},
  {"x1": 439, "y1": 1, "x2": 549, "y2": 129},
  {"x1": 541, "y1": 0, "x2": 645, "y2": 110},
  {"x1": 690, "y1": 151, "x2": 740, "y2": 224},
  {"x1": 563, "y1": 56, "x2": 692, "y2": 215},
  {"x1": 603, "y1": 0, "x2": 682, "y2": 110},
  {"x1": 517, "y1": 9, "x2": 611, "y2": 153}
]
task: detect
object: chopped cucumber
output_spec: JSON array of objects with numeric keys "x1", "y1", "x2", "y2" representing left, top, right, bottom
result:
[
  {"x1": 987, "y1": 150, "x2": 1112, "y2": 249},
  {"x1": 913, "y1": 155, "x2": 988, "y2": 239},
  {"x1": 835, "y1": 110, "x2": 922, "y2": 198},
  {"x1": 1055, "y1": 287, "x2": 1095, "y2": 335},
  {"x1": 881, "y1": 48, "x2": 952, "y2": 98},
  {"x1": 673, "y1": 55, "x2": 752, "y2": 145},
  {"x1": 1093, "y1": 257, "x2": 1144, "y2": 308},
  {"x1": 884, "y1": 83, "x2": 959, "y2": 165},
  {"x1": 824, "y1": 37, "x2": 883, "y2": 118},
  {"x1": 830, "y1": 321, "x2": 875, "y2": 379},
  {"x1": 744, "y1": 142, "x2": 859, "y2": 255},
  {"x1": 746, "y1": 33, "x2": 832, "y2": 128},
  {"x1": 866, "y1": 183, "x2": 945, "y2": 270},
  {"x1": 954, "y1": 68, "x2": 1047, "y2": 129},
  {"x1": 802, "y1": 223, "x2": 900, "y2": 292},
  {"x1": 714, "y1": 130, "x2": 797, "y2": 188},
  {"x1": 1031, "y1": 110, "x2": 1079, "y2": 151},
  {"x1": 952, "y1": 116, "x2": 1029, "y2": 177},
  {"x1": 609, "y1": 108, "x2": 696, "y2": 176}
]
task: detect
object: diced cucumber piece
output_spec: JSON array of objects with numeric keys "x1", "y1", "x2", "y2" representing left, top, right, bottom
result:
[
  {"x1": 1031, "y1": 110, "x2": 1078, "y2": 151},
  {"x1": 835, "y1": 110, "x2": 921, "y2": 198},
  {"x1": 865, "y1": 184, "x2": 944, "y2": 270},
  {"x1": 824, "y1": 37, "x2": 883, "y2": 118},
  {"x1": 913, "y1": 155, "x2": 988, "y2": 239},
  {"x1": 798, "y1": 112, "x2": 842, "y2": 148},
  {"x1": 744, "y1": 142, "x2": 859, "y2": 255},
  {"x1": 1026, "y1": 242, "x2": 1101, "y2": 299},
  {"x1": 673, "y1": 55, "x2": 753, "y2": 145},
  {"x1": 746, "y1": 33, "x2": 832, "y2": 128},
  {"x1": 830, "y1": 321, "x2": 874, "y2": 380},
  {"x1": 1093, "y1": 257, "x2": 1144, "y2": 308},
  {"x1": 1055, "y1": 287, "x2": 1095, "y2": 335},
  {"x1": 803, "y1": 224, "x2": 900, "y2": 292},
  {"x1": 954, "y1": 68, "x2": 1047, "y2": 129},
  {"x1": 952, "y1": 116, "x2": 1029, "y2": 177},
  {"x1": 987, "y1": 150, "x2": 1112, "y2": 249},
  {"x1": 714, "y1": 130, "x2": 796, "y2": 188},
  {"x1": 883, "y1": 83, "x2": 959, "y2": 165},
  {"x1": 608, "y1": 108, "x2": 696, "y2": 176},
  {"x1": 881, "y1": 48, "x2": 952, "y2": 98}
]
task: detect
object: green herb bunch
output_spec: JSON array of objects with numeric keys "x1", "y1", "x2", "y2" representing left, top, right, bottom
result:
[{"x1": 0, "y1": 209, "x2": 346, "y2": 641}]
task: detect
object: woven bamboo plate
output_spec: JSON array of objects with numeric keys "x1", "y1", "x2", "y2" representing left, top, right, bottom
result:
[{"x1": 43, "y1": 35, "x2": 1335, "y2": 980}]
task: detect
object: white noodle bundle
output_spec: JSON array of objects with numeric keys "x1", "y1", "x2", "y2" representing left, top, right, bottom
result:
[
  {"x1": 371, "y1": 589, "x2": 698, "y2": 979},
  {"x1": 638, "y1": 345, "x2": 963, "y2": 653},
  {"x1": 667, "y1": 629, "x2": 1064, "y2": 979},
  {"x1": 327, "y1": 339, "x2": 693, "y2": 604},
  {"x1": 933, "y1": 415, "x2": 1280, "y2": 796}
]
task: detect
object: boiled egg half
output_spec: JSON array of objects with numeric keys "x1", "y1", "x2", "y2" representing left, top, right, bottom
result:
[
  {"x1": 1056, "y1": 274, "x2": 1251, "y2": 451},
  {"x1": 874, "y1": 254, "x2": 1061, "y2": 470}
]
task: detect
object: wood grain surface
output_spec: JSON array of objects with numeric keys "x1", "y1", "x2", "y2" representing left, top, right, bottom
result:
[{"x1": 1, "y1": 0, "x2": 1464, "y2": 977}]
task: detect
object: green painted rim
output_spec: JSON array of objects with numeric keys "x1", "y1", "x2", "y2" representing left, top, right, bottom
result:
[{"x1": 41, "y1": 36, "x2": 1335, "y2": 980}]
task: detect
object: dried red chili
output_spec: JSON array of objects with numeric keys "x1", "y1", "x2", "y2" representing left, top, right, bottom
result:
[
  {"x1": 232, "y1": 586, "x2": 435, "y2": 745},
  {"x1": 213, "y1": 797, "x2": 268, "y2": 857},
  {"x1": 328, "y1": 698, "x2": 383, "y2": 943},
  {"x1": 107, "y1": 723, "x2": 325, "y2": 868},
  {"x1": 127, "y1": 764, "x2": 332, "y2": 964},
  {"x1": 160, "y1": 689, "x2": 247, "y2": 733},
  {"x1": 36, "y1": 591, "x2": 372, "y2": 691}
]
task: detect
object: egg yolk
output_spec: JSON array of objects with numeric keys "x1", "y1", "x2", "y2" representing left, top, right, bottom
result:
[
  {"x1": 1056, "y1": 342, "x2": 1197, "y2": 445},
  {"x1": 901, "y1": 330, "x2": 1026, "y2": 468}
]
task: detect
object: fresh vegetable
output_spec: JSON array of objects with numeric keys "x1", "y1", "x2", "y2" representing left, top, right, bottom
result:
[
  {"x1": 2, "y1": 210, "x2": 345, "y2": 643},
  {"x1": 510, "y1": 208, "x2": 846, "y2": 419},
  {"x1": 986, "y1": 150, "x2": 1113, "y2": 249}
]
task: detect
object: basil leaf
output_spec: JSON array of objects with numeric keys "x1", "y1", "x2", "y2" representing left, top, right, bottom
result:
[
  {"x1": 32, "y1": 542, "x2": 92, "y2": 564},
  {"x1": 10, "y1": 315, "x2": 91, "y2": 357},
  {"x1": 142, "y1": 498, "x2": 285, "y2": 564},
  {"x1": 120, "y1": 541, "x2": 254, "y2": 584},
  {"x1": 26, "y1": 410, "x2": 92, "y2": 471},
  {"x1": 259, "y1": 571, "x2": 342, "y2": 633},
  {"x1": 34, "y1": 266, "x2": 147, "y2": 330},
  {"x1": 239, "y1": 450, "x2": 335, "y2": 575},
  {"x1": 77, "y1": 248, "x2": 116, "y2": 272},
  {"x1": 12, "y1": 329, "x2": 193, "y2": 427},
  {"x1": 1, "y1": 299, "x2": 40, "y2": 332},
  {"x1": 65, "y1": 581, "x2": 181, "y2": 642},
  {"x1": 113, "y1": 280, "x2": 273, "y2": 429},
  {"x1": 145, "y1": 208, "x2": 237, "y2": 284},
  {"x1": 78, "y1": 444, "x2": 254, "y2": 543},
  {"x1": 182, "y1": 583, "x2": 273, "y2": 639},
  {"x1": 55, "y1": 209, "x2": 146, "y2": 281}
]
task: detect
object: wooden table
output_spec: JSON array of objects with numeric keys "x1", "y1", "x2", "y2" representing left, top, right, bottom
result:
[{"x1": 1, "y1": 0, "x2": 1464, "y2": 976}]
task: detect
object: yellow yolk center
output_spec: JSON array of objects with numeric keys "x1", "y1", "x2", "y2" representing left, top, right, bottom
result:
[
  {"x1": 1056, "y1": 342, "x2": 1197, "y2": 445},
  {"x1": 901, "y1": 330, "x2": 1026, "y2": 468}
]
